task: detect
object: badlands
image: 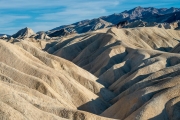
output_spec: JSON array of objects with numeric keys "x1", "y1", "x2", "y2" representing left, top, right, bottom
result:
[{"x1": 1, "y1": 26, "x2": 180, "y2": 120}]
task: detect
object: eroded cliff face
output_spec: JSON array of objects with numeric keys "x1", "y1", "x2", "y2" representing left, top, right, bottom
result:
[
  {"x1": 1, "y1": 27, "x2": 180, "y2": 120},
  {"x1": 0, "y1": 39, "x2": 115, "y2": 120}
]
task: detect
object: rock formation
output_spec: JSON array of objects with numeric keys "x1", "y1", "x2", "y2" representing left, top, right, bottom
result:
[
  {"x1": 50, "y1": 18, "x2": 112, "y2": 34},
  {"x1": 12, "y1": 27, "x2": 35, "y2": 38},
  {"x1": 0, "y1": 39, "x2": 115, "y2": 120},
  {"x1": 38, "y1": 27, "x2": 180, "y2": 120}
]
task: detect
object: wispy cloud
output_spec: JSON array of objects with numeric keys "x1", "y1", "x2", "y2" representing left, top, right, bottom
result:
[
  {"x1": 36, "y1": 1, "x2": 120, "y2": 25},
  {"x1": 0, "y1": 0, "x2": 119, "y2": 9},
  {"x1": 0, "y1": 15, "x2": 30, "y2": 24},
  {"x1": 0, "y1": 15, "x2": 30, "y2": 34},
  {"x1": 0, "y1": 0, "x2": 121, "y2": 34},
  {"x1": 0, "y1": 0, "x2": 180, "y2": 34}
]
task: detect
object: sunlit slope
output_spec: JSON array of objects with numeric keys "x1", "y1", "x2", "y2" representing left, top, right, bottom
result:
[
  {"x1": 0, "y1": 40, "x2": 114, "y2": 120},
  {"x1": 48, "y1": 27, "x2": 180, "y2": 79},
  {"x1": 45, "y1": 27, "x2": 180, "y2": 120},
  {"x1": 2, "y1": 27, "x2": 180, "y2": 120}
]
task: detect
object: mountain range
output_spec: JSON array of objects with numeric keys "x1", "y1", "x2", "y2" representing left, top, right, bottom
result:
[
  {"x1": 2, "y1": 6, "x2": 180, "y2": 39},
  {"x1": 49, "y1": 6, "x2": 180, "y2": 35}
]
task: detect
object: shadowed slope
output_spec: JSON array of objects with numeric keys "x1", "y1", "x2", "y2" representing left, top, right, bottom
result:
[
  {"x1": 41, "y1": 27, "x2": 180, "y2": 120},
  {"x1": 49, "y1": 27, "x2": 180, "y2": 79},
  {"x1": 171, "y1": 42, "x2": 180, "y2": 53},
  {"x1": 2, "y1": 27, "x2": 180, "y2": 119},
  {"x1": 0, "y1": 40, "x2": 115, "y2": 120}
]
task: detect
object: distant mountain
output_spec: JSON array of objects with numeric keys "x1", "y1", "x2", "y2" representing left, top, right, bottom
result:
[
  {"x1": 0, "y1": 34, "x2": 10, "y2": 37},
  {"x1": 119, "y1": 11, "x2": 180, "y2": 29},
  {"x1": 48, "y1": 28, "x2": 73, "y2": 37},
  {"x1": 49, "y1": 7, "x2": 180, "y2": 36},
  {"x1": 100, "y1": 6, "x2": 180, "y2": 24},
  {"x1": 12, "y1": 27, "x2": 35, "y2": 38},
  {"x1": 50, "y1": 18, "x2": 112, "y2": 35},
  {"x1": 9, "y1": 7, "x2": 180, "y2": 38}
]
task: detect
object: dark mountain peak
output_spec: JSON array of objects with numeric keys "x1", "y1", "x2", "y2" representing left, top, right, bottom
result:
[
  {"x1": 169, "y1": 7, "x2": 177, "y2": 12},
  {"x1": 163, "y1": 7, "x2": 180, "y2": 14},
  {"x1": 131, "y1": 6, "x2": 158, "y2": 12},
  {"x1": 50, "y1": 6, "x2": 180, "y2": 35},
  {"x1": 48, "y1": 28, "x2": 75, "y2": 37},
  {"x1": 72, "y1": 19, "x2": 90, "y2": 26},
  {"x1": 91, "y1": 18, "x2": 104, "y2": 23},
  {"x1": 134, "y1": 6, "x2": 143, "y2": 10},
  {"x1": 170, "y1": 7, "x2": 175, "y2": 9}
]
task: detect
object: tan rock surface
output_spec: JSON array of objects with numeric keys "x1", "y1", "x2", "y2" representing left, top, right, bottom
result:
[
  {"x1": 12, "y1": 27, "x2": 35, "y2": 38},
  {"x1": 42, "y1": 27, "x2": 180, "y2": 120},
  {"x1": 2, "y1": 27, "x2": 180, "y2": 120},
  {"x1": 0, "y1": 40, "x2": 114, "y2": 120}
]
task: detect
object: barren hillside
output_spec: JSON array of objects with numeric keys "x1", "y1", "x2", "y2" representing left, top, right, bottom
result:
[
  {"x1": 0, "y1": 40, "x2": 115, "y2": 120},
  {"x1": 1, "y1": 27, "x2": 180, "y2": 120},
  {"x1": 43, "y1": 27, "x2": 180, "y2": 120}
]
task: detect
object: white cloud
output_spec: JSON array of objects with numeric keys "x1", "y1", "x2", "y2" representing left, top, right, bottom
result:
[
  {"x1": 0, "y1": 0, "x2": 120, "y2": 9},
  {"x1": 0, "y1": 14, "x2": 30, "y2": 34},
  {"x1": 0, "y1": 15, "x2": 30, "y2": 23},
  {"x1": 0, "y1": 0, "x2": 121, "y2": 34},
  {"x1": 31, "y1": 1, "x2": 120, "y2": 32},
  {"x1": 36, "y1": 0, "x2": 120, "y2": 24},
  {"x1": 36, "y1": 9, "x2": 106, "y2": 21},
  {"x1": 0, "y1": 27, "x2": 24, "y2": 35}
]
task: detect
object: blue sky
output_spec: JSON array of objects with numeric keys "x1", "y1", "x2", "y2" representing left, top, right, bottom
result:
[{"x1": 0, "y1": 0, "x2": 180, "y2": 35}]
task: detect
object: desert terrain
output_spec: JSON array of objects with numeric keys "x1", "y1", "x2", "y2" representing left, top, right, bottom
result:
[{"x1": 1, "y1": 6, "x2": 180, "y2": 120}]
